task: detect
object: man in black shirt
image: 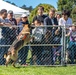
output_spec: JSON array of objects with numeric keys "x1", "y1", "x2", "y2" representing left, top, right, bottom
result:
[
  {"x1": 31, "y1": 6, "x2": 47, "y2": 65},
  {"x1": 32, "y1": 6, "x2": 47, "y2": 25},
  {"x1": 43, "y1": 8, "x2": 58, "y2": 65},
  {"x1": 44, "y1": 8, "x2": 58, "y2": 31}
]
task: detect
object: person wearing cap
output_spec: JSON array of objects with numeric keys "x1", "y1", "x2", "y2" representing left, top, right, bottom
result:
[
  {"x1": 17, "y1": 14, "x2": 29, "y2": 66},
  {"x1": 7, "y1": 10, "x2": 17, "y2": 45},
  {"x1": 7, "y1": 10, "x2": 17, "y2": 25}
]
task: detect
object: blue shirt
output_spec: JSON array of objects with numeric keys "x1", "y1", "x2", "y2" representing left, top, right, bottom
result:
[{"x1": 0, "y1": 18, "x2": 11, "y2": 38}]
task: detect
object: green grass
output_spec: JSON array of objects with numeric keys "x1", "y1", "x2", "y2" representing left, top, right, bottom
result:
[{"x1": 0, "y1": 65, "x2": 76, "y2": 75}]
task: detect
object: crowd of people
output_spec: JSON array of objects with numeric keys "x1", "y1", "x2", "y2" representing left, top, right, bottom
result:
[{"x1": 0, "y1": 6, "x2": 76, "y2": 65}]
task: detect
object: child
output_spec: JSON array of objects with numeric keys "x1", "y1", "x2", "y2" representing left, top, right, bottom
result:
[
  {"x1": 52, "y1": 28, "x2": 62, "y2": 64},
  {"x1": 31, "y1": 19, "x2": 44, "y2": 65},
  {"x1": 66, "y1": 25, "x2": 76, "y2": 64}
]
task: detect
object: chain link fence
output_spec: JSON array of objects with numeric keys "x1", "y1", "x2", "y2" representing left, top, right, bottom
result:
[{"x1": 0, "y1": 25, "x2": 76, "y2": 66}]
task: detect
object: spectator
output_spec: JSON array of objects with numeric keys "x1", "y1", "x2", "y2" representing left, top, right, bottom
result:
[
  {"x1": 66, "y1": 25, "x2": 76, "y2": 64},
  {"x1": 31, "y1": 19, "x2": 44, "y2": 65},
  {"x1": 55, "y1": 12, "x2": 61, "y2": 22},
  {"x1": 52, "y1": 28, "x2": 62, "y2": 64},
  {"x1": 0, "y1": 9, "x2": 12, "y2": 65},
  {"x1": 32, "y1": 6, "x2": 47, "y2": 25},
  {"x1": 31, "y1": 6, "x2": 47, "y2": 65},
  {"x1": 44, "y1": 8, "x2": 58, "y2": 65},
  {"x1": 59, "y1": 10, "x2": 73, "y2": 49},
  {"x1": 44, "y1": 8, "x2": 58, "y2": 32},
  {"x1": 16, "y1": 17, "x2": 22, "y2": 25},
  {"x1": 17, "y1": 14, "x2": 29, "y2": 66},
  {"x1": 41, "y1": 30, "x2": 52, "y2": 65},
  {"x1": 7, "y1": 10, "x2": 17, "y2": 44},
  {"x1": 59, "y1": 10, "x2": 72, "y2": 28}
]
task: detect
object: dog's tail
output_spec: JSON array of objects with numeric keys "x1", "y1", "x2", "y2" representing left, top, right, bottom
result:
[{"x1": 4, "y1": 51, "x2": 11, "y2": 58}]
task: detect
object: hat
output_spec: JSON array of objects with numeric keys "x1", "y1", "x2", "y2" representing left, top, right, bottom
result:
[
  {"x1": 8, "y1": 10, "x2": 13, "y2": 14},
  {"x1": 21, "y1": 14, "x2": 28, "y2": 17}
]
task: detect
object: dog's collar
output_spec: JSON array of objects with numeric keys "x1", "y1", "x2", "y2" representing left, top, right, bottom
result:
[{"x1": 22, "y1": 35, "x2": 27, "y2": 40}]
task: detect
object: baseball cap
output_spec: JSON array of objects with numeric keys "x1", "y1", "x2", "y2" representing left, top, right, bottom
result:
[
  {"x1": 21, "y1": 14, "x2": 28, "y2": 18},
  {"x1": 8, "y1": 10, "x2": 13, "y2": 14}
]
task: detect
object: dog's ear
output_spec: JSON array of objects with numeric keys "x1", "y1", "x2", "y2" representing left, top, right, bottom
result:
[{"x1": 4, "y1": 53, "x2": 7, "y2": 58}]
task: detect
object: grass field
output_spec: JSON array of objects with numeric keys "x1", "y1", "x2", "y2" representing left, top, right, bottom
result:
[{"x1": 0, "y1": 65, "x2": 76, "y2": 75}]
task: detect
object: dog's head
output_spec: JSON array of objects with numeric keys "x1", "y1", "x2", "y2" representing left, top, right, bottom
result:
[
  {"x1": 21, "y1": 24, "x2": 31, "y2": 40},
  {"x1": 21, "y1": 24, "x2": 30, "y2": 34}
]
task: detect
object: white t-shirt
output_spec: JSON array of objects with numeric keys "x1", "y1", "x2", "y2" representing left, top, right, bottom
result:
[{"x1": 58, "y1": 17, "x2": 72, "y2": 28}]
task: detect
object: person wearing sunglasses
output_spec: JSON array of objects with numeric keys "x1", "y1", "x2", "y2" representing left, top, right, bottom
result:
[{"x1": 17, "y1": 14, "x2": 29, "y2": 66}]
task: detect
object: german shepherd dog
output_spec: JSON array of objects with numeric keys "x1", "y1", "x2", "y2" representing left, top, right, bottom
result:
[{"x1": 4, "y1": 24, "x2": 31, "y2": 67}]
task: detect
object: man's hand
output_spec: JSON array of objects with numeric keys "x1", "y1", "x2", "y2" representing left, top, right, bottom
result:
[
  {"x1": 55, "y1": 29, "x2": 59, "y2": 35},
  {"x1": 4, "y1": 23, "x2": 12, "y2": 27}
]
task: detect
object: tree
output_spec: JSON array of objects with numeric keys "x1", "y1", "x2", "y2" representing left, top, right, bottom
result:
[
  {"x1": 21, "y1": 5, "x2": 27, "y2": 9},
  {"x1": 29, "y1": 3, "x2": 55, "y2": 23},
  {"x1": 29, "y1": 6, "x2": 33, "y2": 12},
  {"x1": 71, "y1": 6, "x2": 76, "y2": 22},
  {"x1": 57, "y1": 0, "x2": 76, "y2": 11},
  {"x1": 57, "y1": 0, "x2": 67, "y2": 11},
  {"x1": 11, "y1": 2, "x2": 17, "y2": 6},
  {"x1": 20, "y1": 5, "x2": 33, "y2": 12},
  {"x1": 4, "y1": 0, "x2": 17, "y2": 6}
]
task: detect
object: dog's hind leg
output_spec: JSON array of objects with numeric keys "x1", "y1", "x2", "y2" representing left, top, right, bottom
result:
[
  {"x1": 12, "y1": 59, "x2": 17, "y2": 67},
  {"x1": 5, "y1": 56, "x2": 11, "y2": 67}
]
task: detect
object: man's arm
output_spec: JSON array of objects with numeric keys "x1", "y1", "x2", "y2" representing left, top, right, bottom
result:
[
  {"x1": 0, "y1": 20, "x2": 12, "y2": 27},
  {"x1": 0, "y1": 22, "x2": 5, "y2": 26}
]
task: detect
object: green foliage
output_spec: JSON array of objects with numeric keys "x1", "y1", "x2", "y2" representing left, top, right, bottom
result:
[
  {"x1": 57, "y1": 0, "x2": 67, "y2": 11},
  {"x1": 57, "y1": 0, "x2": 73, "y2": 11},
  {"x1": 72, "y1": 6, "x2": 76, "y2": 22},
  {"x1": 29, "y1": 4, "x2": 54, "y2": 24}
]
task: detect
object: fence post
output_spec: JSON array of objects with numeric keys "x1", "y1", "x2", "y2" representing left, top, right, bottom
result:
[{"x1": 61, "y1": 25, "x2": 66, "y2": 66}]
